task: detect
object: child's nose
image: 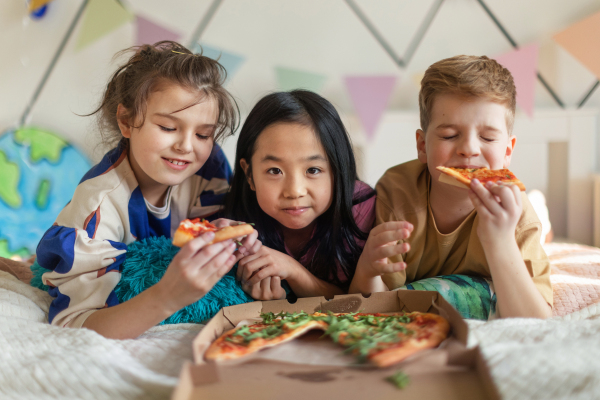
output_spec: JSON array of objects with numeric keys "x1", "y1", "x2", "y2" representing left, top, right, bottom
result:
[
  {"x1": 283, "y1": 175, "x2": 307, "y2": 198},
  {"x1": 457, "y1": 135, "x2": 480, "y2": 158},
  {"x1": 174, "y1": 132, "x2": 193, "y2": 153}
]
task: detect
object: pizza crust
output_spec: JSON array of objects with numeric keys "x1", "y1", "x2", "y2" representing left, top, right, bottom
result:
[{"x1": 172, "y1": 221, "x2": 254, "y2": 248}]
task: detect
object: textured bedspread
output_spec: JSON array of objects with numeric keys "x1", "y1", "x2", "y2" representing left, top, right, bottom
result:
[{"x1": 1, "y1": 242, "x2": 600, "y2": 399}]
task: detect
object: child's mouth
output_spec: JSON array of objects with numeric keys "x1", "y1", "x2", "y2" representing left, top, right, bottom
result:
[
  {"x1": 163, "y1": 158, "x2": 189, "y2": 170},
  {"x1": 282, "y1": 207, "x2": 309, "y2": 216}
]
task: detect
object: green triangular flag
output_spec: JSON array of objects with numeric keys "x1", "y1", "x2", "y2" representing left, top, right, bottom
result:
[
  {"x1": 275, "y1": 66, "x2": 327, "y2": 93},
  {"x1": 75, "y1": 0, "x2": 133, "y2": 51}
]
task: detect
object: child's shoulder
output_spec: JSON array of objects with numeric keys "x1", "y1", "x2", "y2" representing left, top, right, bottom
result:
[{"x1": 375, "y1": 159, "x2": 428, "y2": 211}]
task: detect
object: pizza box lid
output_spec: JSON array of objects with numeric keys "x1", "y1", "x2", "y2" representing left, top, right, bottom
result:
[{"x1": 172, "y1": 290, "x2": 500, "y2": 400}]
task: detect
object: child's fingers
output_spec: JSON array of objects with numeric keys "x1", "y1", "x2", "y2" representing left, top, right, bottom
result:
[
  {"x1": 468, "y1": 190, "x2": 493, "y2": 219},
  {"x1": 374, "y1": 260, "x2": 407, "y2": 274},
  {"x1": 371, "y1": 229, "x2": 411, "y2": 248},
  {"x1": 239, "y1": 229, "x2": 258, "y2": 250},
  {"x1": 270, "y1": 276, "x2": 286, "y2": 299},
  {"x1": 488, "y1": 184, "x2": 520, "y2": 214},
  {"x1": 195, "y1": 242, "x2": 236, "y2": 275},
  {"x1": 371, "y1": 221, "x2": 414, "y2": 236},
  {"x1": 239, "y1": 255, "x2": 269, "y2": 282},
  {"x1": 470, "y1": 179, "x2": 503, "y2": 215},
  {"x1": 247, "y1": 265, "x2": 278, "y2": 286},
  {"x1": 372, "y1": 242, "x2": 409, "y2": 260},
  {"x1": 190, "y1": 240, "x2": 234, "y2": 267},
  {"x1": 260, "y1": 277, "x2": 272, "y2": 299},
  {"x1": 176, "y1": 231, "x2": 216, "y2": 260}
]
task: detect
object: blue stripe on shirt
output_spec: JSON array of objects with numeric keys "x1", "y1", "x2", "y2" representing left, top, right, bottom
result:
[
  {"x1": 79, "y1": 146, "x2": 125, "y2": 184},
  {"x1": 36, "y1": 225, "x2": 76, "y2": 273},
  {"x1": 128, "y1": 186, "x2": 149, "y2": 240},
  {"x1": 48, "y1": 287, "x2": 70, "y2": 324}
]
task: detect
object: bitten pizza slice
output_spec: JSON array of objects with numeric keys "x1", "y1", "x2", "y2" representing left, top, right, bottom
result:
[
  {"x1": 436, "y1": 166, "x2": 526, "y2": 191},
  {"x1": 172, "y1": 218, "x2": 254, "y2": 247}
]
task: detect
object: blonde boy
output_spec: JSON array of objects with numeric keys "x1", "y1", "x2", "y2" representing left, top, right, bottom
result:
[{"x1": 349, "y1": 55, "x2": 552, "y2": 318}]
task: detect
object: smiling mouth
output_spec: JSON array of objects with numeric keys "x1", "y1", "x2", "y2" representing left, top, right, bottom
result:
[{"x1": 164, "y1": 158, "x2": 189, "y2": 166}]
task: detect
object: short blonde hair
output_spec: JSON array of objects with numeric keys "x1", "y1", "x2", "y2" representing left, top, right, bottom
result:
[{"x1": 419, "y1": 55, "x2": 516, "y2": 133}]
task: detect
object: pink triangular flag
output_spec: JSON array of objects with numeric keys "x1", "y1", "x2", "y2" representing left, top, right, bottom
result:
[
  {"x1": 344, "y1": 76, "x2": 397, "y2": 141},
  {"x1": 136, "y1": 15, "x2": 180, "y2": 46},
  {"x1": 494, "y1": 44, "x2": 539, "y2": 118},
  {"x1": 553, "y1": 12, "x2": 600, "y2": 80}
]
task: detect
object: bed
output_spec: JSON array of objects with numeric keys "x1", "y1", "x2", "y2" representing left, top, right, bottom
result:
[{"x1": 0, "y1": 241, "x2": 598, "y2": 400}]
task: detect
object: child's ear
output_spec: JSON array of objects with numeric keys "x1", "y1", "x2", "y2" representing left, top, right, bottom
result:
[
  {"x1": 240, "y1": 159, "x2": 256, "y2": 191},
  {"x1": 116, "y1": 104, "x2": 132, "y2": 139},
  {"x1": 503, "y1": 135, "x2": 517, "y2": 168},
  {"x1": 416, "y1": 129, "x2": 427, "y2": 164}
]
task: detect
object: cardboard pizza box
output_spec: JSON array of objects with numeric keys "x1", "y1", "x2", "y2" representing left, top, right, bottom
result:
[{"x1": 172, "y1": 290, "x2": 500, "y2": 400}]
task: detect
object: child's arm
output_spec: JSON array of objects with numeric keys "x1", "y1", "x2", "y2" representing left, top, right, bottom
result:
[
  {"x1": 83, "y1": 232, "x2": 237, "y2": 339},
  {"x1": 237, "y1": 247, "x2": 344, "y2": 298},
  {"x1": 348, "y1": 221, "x2": 413, "y2": 295},
  {"x1": 469, "y1": 180, "x2": 552, "y2": 319}
]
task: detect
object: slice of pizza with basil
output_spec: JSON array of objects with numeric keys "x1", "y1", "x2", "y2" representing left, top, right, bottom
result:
[{"x1": 437, "y1": 166, "x2": 526, "y2": 191}]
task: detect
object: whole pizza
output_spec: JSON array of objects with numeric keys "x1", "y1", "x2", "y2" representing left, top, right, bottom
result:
[{"x1": 204, "y1": 311, "x2": 450, "y2": 367}]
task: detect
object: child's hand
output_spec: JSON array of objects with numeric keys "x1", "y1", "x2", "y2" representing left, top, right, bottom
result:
[
  {"x1": 355, "y1": 221, "x2": 413, "y2": 278},
  {"x1": 236, "y1": 246, "x2": 301, "y2": 286},
  {"x1": 156, "y1": 232, "x2": 237, "y2": 313},
  {"x1": 211, "y1": 218, "x2": 262, "y2": 261},
  {"x1": 241, "y1": 276, "x2": 287, "y2": 300},
  {"x1": 468, "y1": 179, "x2": 522, "y2": 246}
]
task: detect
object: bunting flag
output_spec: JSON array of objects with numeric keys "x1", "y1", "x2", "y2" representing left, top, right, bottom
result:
[
  {"x1": 344, "y1": 75, "x2": 397, "y2": 141},
  {"x1": 28, "y1": 0, "x2": 53, "y2": 12},
  {"x1": 553, "y1": 12, "x2": 600, "y2": 80},
  {"x1": 75, "y1": 0, "x2": 134, "y2": 51},
  {"x1": 494, "y1": 43, "x2": 539, "y2": 118},
  {"x1": 192, "y1": 43, "x2": 245, "y2": 82},
  {"x1": 136, "y1": 16, "x2": 180, "y2": 46},
  {"x1": 275, "y1": 67, "x2": 327, "y2": 93}
]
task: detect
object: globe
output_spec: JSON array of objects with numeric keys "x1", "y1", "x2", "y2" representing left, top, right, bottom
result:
[{"x1": 0, "y1": 128, "x2": 91, "y2": 258}]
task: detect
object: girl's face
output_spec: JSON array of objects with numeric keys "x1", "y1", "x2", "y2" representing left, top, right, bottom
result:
[
  {"x1": 118, "y1": 82, "x2": 218, "y2": 205},
  {"x1": 242, "y1": 122, "x2": 334, "y2": 232}
]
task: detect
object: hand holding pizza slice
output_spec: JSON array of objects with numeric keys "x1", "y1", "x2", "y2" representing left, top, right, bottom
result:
[
  {"x1": 436, "y1": 166, "x2": 526, "y2": 191},
  {"x1": 172, "y1": 218, "x2": 255, "y2": 247}
]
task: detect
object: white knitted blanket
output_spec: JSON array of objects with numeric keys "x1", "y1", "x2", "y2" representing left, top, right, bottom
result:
[{"x1": 1, "y1": 269, "x2": 599, "y2": 400}]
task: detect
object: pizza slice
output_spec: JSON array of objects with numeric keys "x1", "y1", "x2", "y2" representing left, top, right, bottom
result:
[
  {"x1": 172, "y1": 218, "x2": 254, "y2": 247},
  {"x1": 326, "y1": 312, "x2": 450, "y2": 368},
  {"x1": 204, "y1": 311, "x2": 330, "y2": 361},
  {"x1": 436, "y1": 166, "x2": 526, "y2": 191}
]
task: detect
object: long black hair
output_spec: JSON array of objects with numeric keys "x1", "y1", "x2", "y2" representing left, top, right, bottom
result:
[{"x1": 224, "y1": 90, "x2": 374, "y2": 288}]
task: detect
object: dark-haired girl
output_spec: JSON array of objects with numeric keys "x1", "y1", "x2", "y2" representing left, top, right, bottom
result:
[
  {"x1": 35, "y1": 41, "x2": 259, "y2": 339},
  {"x1": 224, "y1": 90, "x2": 376, "y2": 299}
]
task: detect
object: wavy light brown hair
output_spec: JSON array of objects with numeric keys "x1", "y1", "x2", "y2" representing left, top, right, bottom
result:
[
  {"x1": 90, "y1": 41, "x2": 239, "y2": 148},
  {"x1": 419, "y1": 55, "x2": 517, "y2": 134}
]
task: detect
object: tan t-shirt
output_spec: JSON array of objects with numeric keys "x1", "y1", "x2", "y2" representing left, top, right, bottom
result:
[{"x1": 376, "y1": 159, "x2": 553, "y2": 306}]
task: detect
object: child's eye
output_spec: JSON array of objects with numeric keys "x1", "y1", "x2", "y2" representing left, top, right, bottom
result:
[
  {"x1": 480, "y1": 136, "x2": 495, "y2": 142},
  {"x1": 307, "y1": 167, "x2": 322, "y2": 175},
  {"x1": 196, "y1": 133, "x2": 211, "y2": 140},
  {"x1": 441, "y1": 135, "x2": 457, "y2": 140},
  {"x1": 159, "y1": 125, "x2": 175, "y2": 132},
  {"x1": 267, "y1": 168, "x2": 282, "y2": 175}
]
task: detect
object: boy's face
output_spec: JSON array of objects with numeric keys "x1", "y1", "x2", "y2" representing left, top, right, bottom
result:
[{"x1": 417, "y1": 93, "x2": 516, "y2": 186}]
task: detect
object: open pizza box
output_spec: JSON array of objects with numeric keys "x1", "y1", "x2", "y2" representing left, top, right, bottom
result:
[{"x1": 172, "y1": 290, "x2": 500, "y2": 400}]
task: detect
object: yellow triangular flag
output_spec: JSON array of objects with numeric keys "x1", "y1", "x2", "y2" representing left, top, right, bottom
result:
[
  {"x1": 75, "y1": 0, "x2": 133, "y2": 51},
  {"x1": 28, "y1": 0, "x2": 54, "y2": 12},
  {"x1": 553, "y1": 11, "x2": 600, "y2": 79}
]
